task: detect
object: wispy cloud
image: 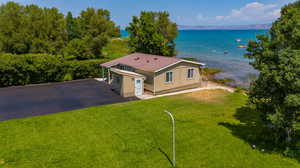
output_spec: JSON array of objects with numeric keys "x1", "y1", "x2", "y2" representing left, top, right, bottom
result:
[{"x1": 215, "y1": 2, "x2": 281, "y2": 23}]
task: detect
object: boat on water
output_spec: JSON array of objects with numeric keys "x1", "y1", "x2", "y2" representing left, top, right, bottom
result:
[
  {"x1": 237, "y1": 45, "x2": 247, "y2": 48},
  {"x1": 236, "y1": 39, "x2": 241, "y2": 42}
]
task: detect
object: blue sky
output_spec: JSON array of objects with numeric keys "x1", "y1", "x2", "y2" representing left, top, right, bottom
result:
[{"x1": 0, "y1": 0, "x2": 296, "y2": 28}]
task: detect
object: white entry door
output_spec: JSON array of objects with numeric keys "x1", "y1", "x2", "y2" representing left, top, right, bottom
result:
[{"x1": 135, "y1": 78, "x2": 143, "y2": 96}]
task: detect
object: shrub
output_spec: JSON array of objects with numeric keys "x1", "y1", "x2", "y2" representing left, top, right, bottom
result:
[
  {"x1": 0, "y1": 54, "x2": 65, "y2": 87},
  {"x1": 63, "y1": 73, "x2": 73, "y2": 81},
  {"x1": 66, "y1": 59, "x2": 107, "y2": 80},
  {"x1": 284, "y1": 147, "x2": 300, "y2": 158},
  {"x1": 63, "y1": 38, "x2": 94, "y2": 60},
  {"x1": 0, "y1": 54, "x2": 107, "y2": 87},
  {"x1": 203, "y1": 67, "x2": 223, "y2": 77}
]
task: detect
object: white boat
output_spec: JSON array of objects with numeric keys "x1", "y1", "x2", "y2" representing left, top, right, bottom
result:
[{"x1": 236, "y1": 39, "x2": 241, "y2": 42}]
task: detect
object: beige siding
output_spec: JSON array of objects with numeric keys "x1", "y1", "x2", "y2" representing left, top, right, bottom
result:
[
  {"x1": 111, "y1": 71, "x2": 145, "y2": 97},
  {"x1": 111, "y1": 71, "x2": 136, "y2": 97},
  {"x1": 121, "y1": 75, "x2": 136, "y2": 97},
  {"x1": 154, "y1": 62, "x2": 203, "y2": 93},
  {"x1": 111, "y1": 62, "x2": 204, "y2": 96},
  {"x1": 135, "y1": 69, "x2": 155, "y2": 92},
  {"x1": 144, "y1": 83, "x2": 154, "y2": 92}
]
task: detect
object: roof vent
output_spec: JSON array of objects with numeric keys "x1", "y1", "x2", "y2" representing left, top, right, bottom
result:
[
  {"x1": 154, "y1": 58, "x2": 158, "y2": 60},
  {"x1": 146, "y1": 60, "x2": 150, "y2": 63},
  {"x1": 134, "y1": 57, "x2": 140, "y2": 61}
]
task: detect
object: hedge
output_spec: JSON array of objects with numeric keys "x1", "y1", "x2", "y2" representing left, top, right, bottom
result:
[
  {"x1": 66, "y1": 59, "x2": 108, "y2": 80},
  {"x1": 0, "y1": 54, "x2": 107, "y2": 87}
]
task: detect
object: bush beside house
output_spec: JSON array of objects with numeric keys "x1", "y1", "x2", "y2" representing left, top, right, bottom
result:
[{"x1": 0, "y1": 54, "x2": 107, "y2": 87}]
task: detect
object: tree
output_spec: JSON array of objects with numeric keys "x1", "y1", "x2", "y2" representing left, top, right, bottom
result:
[
  {"x1": 245, "y1": 1, "x2": 300, "y2": 144},
  {"x1": 66, "y1": 12, "x2": 79, "y2": 41},
  {"x1": 63, "y1": 39, "x2": 93, "y2": 60},
  {"x1": 0, "y1": 2, "x2": 29, "y2": 54},
  {"x1": 26, "y1": 6, "x2": 67, "y2": 54},
  {"x1": 126, "y1": 11, "x2": 178, "y2": 56},
  {"x1": 0, "y1": 2, "x2": 120, "y2": 59},
  {"x1": 77, "y1": 8, "x2": 120, "y2": 38},
  {"x1": 0, "y1": 2, "x2": 67, "y2": 54},
  {"x1": 63, "y1": 8, "x2": 120, "y2": 58}
]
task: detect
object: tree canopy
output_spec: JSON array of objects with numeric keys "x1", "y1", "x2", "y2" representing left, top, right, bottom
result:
[
  {"x1": 126, "y1": 11, "x2": 178, "y2": 56},
  {"x1": 0, "y1": 2, "x2": 67, "y2": 55},
  {"x1": 0, "y1": 2, "x2": 120, "y2": 59},
  {"x1": 0, "y1": 2, "x2": 130, "y2": 87},
  {"x1": 63, "y1": 8, "x2": 120, "y2": 60},
  {"x1": 245, "y1": 1, "x2": 300, "y2": 145}
]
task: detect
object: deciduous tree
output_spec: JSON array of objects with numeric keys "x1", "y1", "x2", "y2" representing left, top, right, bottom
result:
[
  {"x1": 246, "y1": 1, "x2": 300, "y2": 144},
  {"x1": 66, "y1": 12, "x2": 80, "y2": 41},
  {"x1": 0, "y1": 2, "x2": 67, "y2": 54},
  {"x1": 126, "y1": 11, "x2": 178, "y2": 56},
  {"x1": 0, "y1": 2, "x2": 120, "y2": 59}
]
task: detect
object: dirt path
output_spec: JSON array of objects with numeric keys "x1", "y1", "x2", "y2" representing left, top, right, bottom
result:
[
  {"x1": 138, "y1": 81, "x2": 235, "y2": 100},
  {"x1": 205, "y1": 81, "x2": 235, "y2": 93}
]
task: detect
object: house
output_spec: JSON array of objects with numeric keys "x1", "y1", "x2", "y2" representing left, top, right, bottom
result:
[{"x1": 100, "y1": 53, "x2": 206, "y2": 97}]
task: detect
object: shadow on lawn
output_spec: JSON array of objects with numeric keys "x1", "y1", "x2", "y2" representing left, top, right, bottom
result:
[
  {"x1": 219, "y1": 106, "x2": 300, "y2": 163},
  {"x1": 158, "y1": 147, "x2": 173, "y2": 167}
]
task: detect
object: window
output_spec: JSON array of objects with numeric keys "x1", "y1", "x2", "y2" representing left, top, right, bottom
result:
[
  {"x1": 120, "y1": 65, "x2": 133, "y2": 71},
  {"x1": 166, "y1": 72, "x2": 173, "y2": 83},
  {"x1": 187, "y1": 68, "x2": 194, "y2": 79}
]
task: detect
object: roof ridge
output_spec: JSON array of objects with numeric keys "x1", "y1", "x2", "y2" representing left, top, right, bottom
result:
[{"x1": 101, "y1": 53, "x2": 204, "y2": 72}]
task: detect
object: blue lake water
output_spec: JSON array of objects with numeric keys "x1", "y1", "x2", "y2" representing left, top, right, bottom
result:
[{"x1": 121, "y1": 30, "x2": 268, "y2": 88}]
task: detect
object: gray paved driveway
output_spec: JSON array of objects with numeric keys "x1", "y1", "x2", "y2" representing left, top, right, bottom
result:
[{"x1": 0, "y1": 79, "x2": 136, "y2": 121}]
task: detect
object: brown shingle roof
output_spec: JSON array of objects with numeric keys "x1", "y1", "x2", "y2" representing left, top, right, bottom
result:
[{"x1": 101, "y1": 53, "x2": 204, "y2": 72}]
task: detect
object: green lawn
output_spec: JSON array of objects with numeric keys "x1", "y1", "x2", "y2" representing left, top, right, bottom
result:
[{"x1": 0, "y1": 90, "x2": 299, "y2": 168}]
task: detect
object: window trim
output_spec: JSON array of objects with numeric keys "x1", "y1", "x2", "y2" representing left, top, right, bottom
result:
[
  {"x1": 165, "y1": 71, "x2": 173, "y2": 83},
  {"x1": 187, "y1": 68, "x2": 194, "y2": 79}
]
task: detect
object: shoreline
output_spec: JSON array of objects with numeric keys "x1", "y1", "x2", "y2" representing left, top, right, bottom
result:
[{"x1": 180, "y1": 56, "x2": 256, "y2": 88}]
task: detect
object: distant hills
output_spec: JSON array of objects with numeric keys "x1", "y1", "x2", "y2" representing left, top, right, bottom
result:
[{"x1": 178, "y1": 24, "x2": 272, "y2": 30}]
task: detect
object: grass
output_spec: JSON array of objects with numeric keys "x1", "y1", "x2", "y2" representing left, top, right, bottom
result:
[
  {"x1": 202, "y1": 67, "x2": 239, "y2": 87},
  {"x1": 203, "y1": 67, "x2": 224, "y2": 77},
  {"x1": 0, "y1": 90, "x2": 299, "y2": 168}
]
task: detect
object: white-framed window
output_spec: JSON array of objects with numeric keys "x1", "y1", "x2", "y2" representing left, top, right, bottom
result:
[
  {"x1": 187, "y1": 68, "x2": 194, "y2": 79},
  {"x1": 166, "y1": 72, "x2": 173, "y2": 83}
]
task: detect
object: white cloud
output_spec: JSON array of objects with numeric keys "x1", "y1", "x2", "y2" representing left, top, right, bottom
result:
[{"x1": 216, "y1": 2, "x2": 281, "y2": 23}]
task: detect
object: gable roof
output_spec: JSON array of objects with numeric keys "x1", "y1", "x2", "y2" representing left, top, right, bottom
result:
[{"x1": 101, "y1": 53, "x2": 205, "y2": 72}]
